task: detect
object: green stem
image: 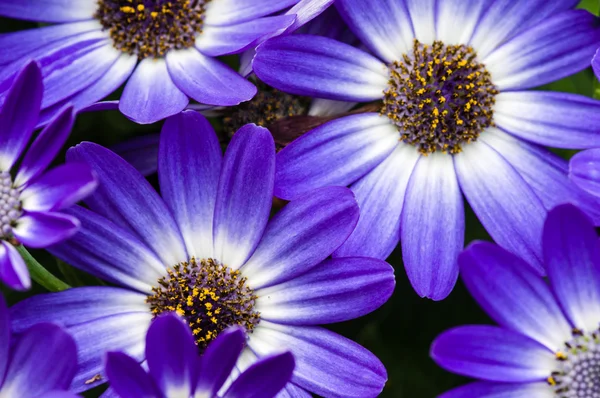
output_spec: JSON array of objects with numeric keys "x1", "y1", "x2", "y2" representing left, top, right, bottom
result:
[{"x1": 16, "y1": 245, "x2": 70, "y2": 292}]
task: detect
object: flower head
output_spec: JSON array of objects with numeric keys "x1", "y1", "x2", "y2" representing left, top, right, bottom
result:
[
  {"x1": 0, "y1": 61, "x2": 97, "y2": 290},
  {"x1": 10, "y1": 110, "x2": 394, "y2": 397},
  {"x1": 105, "y1": 312, "x2": 294, "y2": 398},
  {"x1": 0, "y1": 293, "x2": 79, "y2": 398},
  {"x1": 253, "y1": 0, "x2": 600, "y2": 300},
  {"x1": 431, "y1": 203, "x2": 600, "y2": 397},
  {"x1": 0, "y1": 0, "x2": 338, "y2": 124}
]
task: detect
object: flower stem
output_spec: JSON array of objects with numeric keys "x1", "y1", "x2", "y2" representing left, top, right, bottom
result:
[{"x1": 16, "y1": 246, "x2": 70, "y2": 292}]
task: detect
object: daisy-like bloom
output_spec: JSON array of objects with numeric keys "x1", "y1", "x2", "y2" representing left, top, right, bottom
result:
[
  {"x1": 0, "y1": 0, "x2": 313, "y2": 125},
  {"x1": 253, "y1": 0, "x2": 600, "y2": 300},
  {"x1": 0, "y1": 61, "x2": 97, "y2": 290},
  {"x1": 430, "y1": 203, "x2": 600, "y2": 398},
  {"x1": 0, "y1": 293, "x2": 79, "y2": 398},
  {"x1": 105, "y1": 313, "x2": 294, "y2": 398},
  {"x1": 9, "y1": 110, "x2": 393, "y2": 397}
]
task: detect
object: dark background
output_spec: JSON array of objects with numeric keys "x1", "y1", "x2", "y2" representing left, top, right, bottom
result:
[{"x1": 1, "y1": 1, "x2": 599, "y2": 396}]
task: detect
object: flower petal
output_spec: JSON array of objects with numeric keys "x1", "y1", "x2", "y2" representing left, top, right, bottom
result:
[
  {"x1": 454, "y1": 140, "x2": 546, "y2": 272},
  {"x1": 431, "y1": 325, "x2": 555, "y2": 382},
  {"x1": 334, "y1": 143, "x2": 420, "y2": 259},
  {"x1": 0, "y1": 294, "x2": 9, "y2": 383},
  {"x1": 120, "y1": 58, "x2": 189, "y2": 124},
  {"x1": 204, "y1": 0, "x2": 298, "y2": 26},
  {"x1": 494, "y1": 91, "x2": 600, "y2": 149},
  {"x1": 15, "y1": 106, "x2": 75, "y2": 186},
  {"x1": 256, "y1": 257, "x2": 394, "y2": 324},
  {"x1": 166, "y1": 48, "x2": 256, "y2": 107},
  {"x1": 146, "y1": 313, "x2": 197, "y2": 398},
  {"x1": 440, "y1": 381, "x2": 555, "y2": 398},
  {"x1": 213, "y1": 125, "x2": 275, "y2": 269},
  {"x1": 196, "y1": 15, "x2": 295, "y2": 57},
  {"x1": 254, "y1": 35, "x2": 388, "y2": 102},
  {"x1": 0, "y1": 0, "x2": 97, "y2": 22},
  {"x1": 67, "y1": 142, "x2": 187, "y2": 267},
  {"x1": 570, "y1": 149, "x2": 600, "y2": 198},
  {"x1": 248, "y1": 322, "x2": 386, "y2": 398},
  {"x1": 111, "y1": 134, "x2": 160, "y2": 177},
  {"x1": 159, "y1": 111, "x2": 222, "y2": 260},
  {"x1": 0, "y1": 241, "x2": 30, "y2": 291},
  {"x1": 13, "y1": 211, "x2": 79, "y2": 249},
  {"x1": 483, "y1": 10, "x2": 600, "y2": 90},
  {"x1": 105, "y1": 352, "x2": 160, "y2": 398},
  {"x1": 435, "y1": 0, "x2": 491, "y2": 45},
  {"x1": 543, "y1": 204, "x2": 600, "y2": 333},
  {"x1": 242, "y1": 186, "x2": 358, "y2": 289},
  {"x1": 459, "y1": 241, "x2": 572, "y2": 350},
  {"x1": 402, "y1": 153, "x2": 464, "y2": 300},
  {"x1": 222, "y1": 352, "x2": 295, "y2": 398},
  {"x1": 1, "y1": 323, "x2": 77, "y2": 397},
  {"x1": 274, "y1": 113, "x2": 399, "y2": 200},
  {"x1": 0, "y1": 61, "x2": 42, "y2": 170},
  {"x1": 335, "y1": 0, "x2": 414, "y2": 63},
  {"x1": 48, "y1": 206, "x2": 166, "y2": 293}
]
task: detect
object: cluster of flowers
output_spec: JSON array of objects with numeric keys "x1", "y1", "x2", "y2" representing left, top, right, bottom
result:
[{"x1": 1, "y1": 0, "x2": 600, "y2": 397}]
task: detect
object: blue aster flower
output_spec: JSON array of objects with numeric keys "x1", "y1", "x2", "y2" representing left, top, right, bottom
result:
[
  {"x1": 0, "y1": 0, "x2": 322, "y2": 125},
  {"x1": 253, "y1": 0, "x2": 600, "y2": 300},
  {"x1": 9, "y1": 110, "x2": 393, "y2": 397},
  {"x1": 105, "y1": 312, "x2": 294, "y2": 398},
  {"x1": 0, "y1": 293, "x2": 79, "y2": 397},
  {"x1": 430, "y1": 203, "x2": 600, "y2": 397},
  {"x1": 0, "y1": 61, "x2": 97, "y2": 290}
]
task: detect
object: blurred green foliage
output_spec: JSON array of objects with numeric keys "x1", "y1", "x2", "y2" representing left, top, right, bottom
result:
[{"x1": 1, "y1": 0, "x2": 599, "y2": 396}]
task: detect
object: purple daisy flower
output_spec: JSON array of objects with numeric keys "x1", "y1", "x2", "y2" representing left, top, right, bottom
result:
[
  {"x1": 9, "y1": 110, "x2": 393, "y2": 397},
  {"x1": 0, "y1": 293, "x2": 79, "y2": 397},
  {"x1": 0, "y1": 0, "x2": 317, "y2": 125},
  {"x1": 253, "y1": 0, "x2": 600, "y2": 300},
  {"x1": 0, "y1": 61, "x2": 97, "y2": 290},
  {"x1": 430, "y1": 203, "x2": 600, "y2": 397},
  {"x1": 105, "y1": 312, "x2": 294, "y2": 398}
]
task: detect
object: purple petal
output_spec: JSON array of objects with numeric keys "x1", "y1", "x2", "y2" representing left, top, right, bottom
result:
[
  {"x1": 166, "y1": 48, "x2": 256, "y2": 106},
  {"x1": 594, "y1": 47, "x2": 600, "y2": 80},
  {"x1": 401, "y1": 153, "x2": 464, "y2": 300},
  {"x1": 0, "y1": 293, "x2": 9, "y2": 382},
  {"x1": 0, "y1": 241, "x2": 30, "y2": 291},
  {"x1": 196, "y1": 326, "x2": 245, "y2": 396},
  {"x1": 459, "y1": 241, "x2": 572, "y2": 350},
  {"x1": 48, "y1": 206, "x2": 167, "y2": 293},
  {"x1": 120, "y1": 58, "x2": 189, "y2": 124},
  {"x1": 440, "y1": 382, "x2": 555, "y2": 398},
  {"x1": 274, "y1": 113, "x2": 399, "y2": 200},
  {"x1": 454, "y1": 140, "x2": 546, "y2": 273},
  {"x1": 256, "y1": 257, "x2": 394, "y2": 324},
  {"x1": 222, "y1": 352, "x2": 295, "y2": 398},
  {"x1": 213, "y1": 124, "x2": 275, "y2": 269},
  {"x1": 483, "y1": 10, "x2": 600, "y2": 90},
  {"x1": 105, "y1": 352, "x2": 160, "y2": 398},
  {"x1": 335, "y1": 0, "x2": 414, "y2": 63},
  {"x1": 67, "y1": 142, "x2": 187, "y2": 267},
  {"x1": 435, "y1": 0, "x2": 491, "y2": 46},
  {"x1": 334, "y1": 144, "x2": 419, "y2": 259},
  {"x1": 111, "y1": 134, "x2": 160, "y2": 177},
  {"x1": 158, "y1": 111, "x2": 222, "y2": 259},
  {"x1": 494, "y1": 91, "x2": 600, "y2": 149},
  {"x1": 146, "y1": 313, "x2": 197, "y2": 397},
  {"x1": 254, "y1": 35, "x2": 388, "y2": 102},
  {"x1": 196, "y1": 15, "x2": 295, "y2": 57},
  {"x1": 543, "y1": 204, "x2": 600, "y2": 333},
  {"x1": 38, "y1": 391, "x2": 82, "y2": 398},
  {"x1": 249, "y1": 324, "x2": 386, "y2": 397},
  {"x1": 480, "y1": 128, "x2": 600, "y2": 224},
  {"x1": 1, "y1": 323, "x2": 76, "y2": 396},
  {"x1": 241, "y1": 186, "x2": 359, "y2": 289},
  {"x1": 281, "y1": 0, "x2": 336, "y2": 35},
  {"x1": 277, "y1": 383, "x2": 312, "y2": 398},
  {"x1": 0, "y1": 61, "x2": 42, "y2": 170},
  {"x1": 15, "y1": 106, "x2": 75, "y2": 186},
  {"x1": 570, "y1": 149, "x2": 600, "y2": 198},
  {"x1": 13, "y1": 211, "x2": 79, "y2": 248},
  {"x1": 20, "y1": 163, "x2": 98, "y2": 212},
  {"x1": 204, "y1": 0, "x2": 299, "y2": 26},
  {"x1": 0, "y1": 0, "x2": 97, "y2": 22},
  {"x1": 431, "y1": 325, "x2": 555, "y2": 382}
]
